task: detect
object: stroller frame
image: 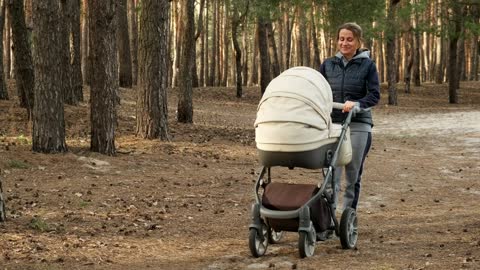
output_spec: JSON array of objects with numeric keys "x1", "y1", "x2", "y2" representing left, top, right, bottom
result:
[{"x1": 249, "y1": 103, "x2": 359, "y2": 258}]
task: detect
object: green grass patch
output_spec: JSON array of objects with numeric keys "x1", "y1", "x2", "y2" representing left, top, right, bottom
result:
[
  {"x1": 29, "y1": 217, "x2": 50, "y2": 232},
  {"x1": 16, "y1": 134, "x2": 30, "y2": 145},
  {"x1": 8, "y1": 159, "x2": 30, "y2": 169}
]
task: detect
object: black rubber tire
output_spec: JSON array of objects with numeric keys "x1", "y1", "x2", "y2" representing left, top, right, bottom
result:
[
  {"x1": 339, "y1": 207, "x2": 358, "y2": 249},
  {"x1": 267, "y1": 227, "x2": 283, "y2": 244},
  {"x1": 298, "y1": 229, "x2": 315, "y2": 258},
  {"x1": 249, "y1": 224, "x2": 268, "y2": 257}
]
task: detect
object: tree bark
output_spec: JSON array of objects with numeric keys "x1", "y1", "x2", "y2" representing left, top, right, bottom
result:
[
  {"x1": 448, "y1": 1, "x2": 461, "y2": 104},
  {"x1": 257, "y1": 17, "x2": 270, "y2": 95},
  {"x1": 81, "y1": 0, "x2": 90, "y2": 85},
  {"x1": 0, "y1": 1, "x2": 7, "y2": 100},
  {"x1": 232, "y1": 4, "x2": 243, "y2": 97},
  {"x1": 60, "y1": 0, "x2": 74, "y2": 105},
  {"x1": 136, "y1": 0, "x2": 170, "y2": 140},
  {"x1": 386, "y1": 0, "x2": 399, "y2": 105},
  {"x1": 32, "y1": 0, "x2": 67, "y2": 153},
  {"x1": 8, "y1": 0, "x2": 34, "y2": 118},
  {"x1": 117, "y1": 0, "x2": 132, "y2": 88},
  {"x1": 89, "y1": 0, "x2": 118, "y2": 155},
  {"x1": 266, "y1": 22, "x2": 280, "y2": 78},
  {"x1": 71, "y1": 0, "x2": 83, "y2": 102},
  {"x1": 207, "y1": 0, "x2": 217, "y2": 86},
  {"x1": 177, "y1": 0, "x2": 195, "y2": 123},
  {"x1": 128, "y1": 0, "x2": 138, "y2": 85}
]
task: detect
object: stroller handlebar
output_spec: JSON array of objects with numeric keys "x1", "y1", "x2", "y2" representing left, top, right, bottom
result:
[{"x1": 332, "y1": 102, "x2": 371, "y2": 113}]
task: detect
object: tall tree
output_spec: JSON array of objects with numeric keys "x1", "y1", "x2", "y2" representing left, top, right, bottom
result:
[
  {"x1": 117, "y1": 0, "x2": 133, "y2": 88},
  {"x1": 257, "y1": 17, "x2": 270, "y2": 94},
  {"x1": 386, "y1": 0, "x2": 400, "y2": 105},
  {"x1": 447, "y1": 0, "x2": 461, "y2": 104},
  {"x1": 8, "y1": 0, "x2": 34, "y2": 118},
  {"x1": 177, "y1": 0, "x2": 195, "y2": 123},
  {"x1": 81, "y1": 0, "x2": 90, "y2": 85},
  {"x1": 128, "y1": 0, "x2": 138, "y2": 85},
  {"x1": 71, "y1": 0, "x2": 83, "y2": 102},
  {"x1": 32, "y1": 0, "x2": 67, "y2": 153},
  {"x1": 89, "y1": 0, "x2": 118, "y2": 155},
  {"x1": 0, "y1": 0, "x2": 8, "y2": 100},
  {"x1": 59, "y1": 0, "x2": 74, "y2": 105},
  {"x1": 136, "y1": 0, "x2": 170, "y2": 140},
  {"x1": 231, "y1": 0, "x2": 249, "y2": 98}
]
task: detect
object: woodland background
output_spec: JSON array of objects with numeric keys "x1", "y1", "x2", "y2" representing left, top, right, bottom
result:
[
  {"x1": 0, "y1": 0, "x2": 479, "y2": 154},
  {"x1": 0, "y1": 1, "x2": 480, "y2": 269}
]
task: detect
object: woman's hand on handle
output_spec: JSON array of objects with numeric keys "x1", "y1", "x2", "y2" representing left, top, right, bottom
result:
[{"x1": 342, "y1": 101, "x2": 358, "y2": 113}]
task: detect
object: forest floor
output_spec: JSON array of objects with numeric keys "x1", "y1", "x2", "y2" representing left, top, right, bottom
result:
[{"x1": 0, "y1": 79, "x2": 479, "y2": 270}]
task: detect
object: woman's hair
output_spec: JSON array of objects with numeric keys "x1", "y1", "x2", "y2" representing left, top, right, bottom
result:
[{"x1": 336, "y1": 22, "x2": 363, "y2": 44}]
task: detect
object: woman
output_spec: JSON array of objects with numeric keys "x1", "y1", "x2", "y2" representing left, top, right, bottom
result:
[{"x1": 319, "y1": 22, "x2": 380, "y2": 212}]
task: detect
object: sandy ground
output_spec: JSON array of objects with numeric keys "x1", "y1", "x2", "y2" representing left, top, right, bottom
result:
[{"x1": 0, "y1": 80, "x2": 479, "y2": 270}]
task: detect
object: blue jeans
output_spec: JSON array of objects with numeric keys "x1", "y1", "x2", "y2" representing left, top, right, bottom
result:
[{"x1": 332, "y1": 132, "x2": 372, "y2": 210}]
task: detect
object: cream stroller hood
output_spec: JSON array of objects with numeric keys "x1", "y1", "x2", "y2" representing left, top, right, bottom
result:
[{"x1": 254, "y1": 66, "x2": 335, "y2": 152}]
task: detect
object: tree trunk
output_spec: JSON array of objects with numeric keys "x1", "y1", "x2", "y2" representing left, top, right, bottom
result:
[
  {"x1": 9, "y1": 0, "x2": 34, "y2": 118},
  {"x1": 0, "y1": 1, "x2": 7, "y2": 100},
  {"x1": 117, "y1": 0, "x2": 132, "y2": 88},
  {"x1": 4, "y1": 4, "x2": 10, "y2": 80},
  {"x1": 448, "y1": 1, "x2": 461, "y2": 104},
  {"x1": 208, "y1": 0, "x2": 217, "y2": 86},
  {"x1": 128, "y1": 0, "x2": 138, "y2": 85},
  {"x1": 257, "y1": 17, "x2": 270, "y2": 95},
  {"x1": 71, "y1": 0, "x2": 83, "y2": 102},
  {"x1": 60, "y1": 0, "x2": 74, "y2": 105},
  {"x1": 249, "y1": 24, "x2": 258, "y2": 86},
  {"x1": 266, "y1": 22, "x2": 280, "y2": 78},
  {"x1": 177, "y1": 0, "x2": 195, "y2": 123},
  {"x1": 386, "y1": 0, "x2": 399, "y2": 106},
  {"x1": 242, "y1": 24, "x2": 248, "y2": 86},
  {"x1": 192, "y1": 0, "x2": 205, "y2": 88},
  {"x1": 81, "y1": 0, "x2": 90, "y2": 85},
  {"x1": 311, "y1": 5, "x2": 321, "y2": 70},
  {"x1": 136, "y1": 0, "x2": 170, "y2": 140},
  {"x1": 434, "y1": 0, "x2": 444, "y2": 84},
  {"x1": 89, "y1": 0, "x2": 118, "y2": 155},
  {"x1": 232, "y1": 5, "x2": 242, "y2": 97},
  {"x1": 404, "y1": 32, "x2": 413, "y2": 94},
  {"x1": 221, "y1": 4, "x2": 229, "y2": 86},
  {"x1": 469, "y1": 5, "x2": 479, "y2": 81},
  {"x1": 284, "y1": 8, "x2": 293, "y2": 69},
  {"x1": 32, "y1": 0, "x2": 67, "y2": 153},
  {"x1": 412, "y1": 3, "x2": 421, "y2": 86}
]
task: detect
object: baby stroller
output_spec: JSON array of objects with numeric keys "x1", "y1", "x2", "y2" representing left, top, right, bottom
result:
[{"x1": 249, "y1": 67, "x2": 359, "y2": 258}]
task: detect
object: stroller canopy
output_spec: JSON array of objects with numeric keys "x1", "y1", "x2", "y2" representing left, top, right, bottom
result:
[{"x1": 254, "y1": 66, "x2": 334, "y2": 152}]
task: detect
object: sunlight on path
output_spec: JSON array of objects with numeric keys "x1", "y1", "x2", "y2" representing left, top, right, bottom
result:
[{"x1": 373, "y1": 110, "x2": 480, "y2": 152}]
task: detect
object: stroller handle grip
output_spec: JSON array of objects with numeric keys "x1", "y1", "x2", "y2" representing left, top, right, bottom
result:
[{"x1": 332, "y1": 102, "x2": 371, "y2": 113}]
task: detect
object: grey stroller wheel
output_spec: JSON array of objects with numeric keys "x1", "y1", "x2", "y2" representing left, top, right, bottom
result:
[
  {"x1": 249, "y1": 222, "x2": 268, "y2": 257},
  {"x1": 298, "y1": 228, "x2": 316, "y2": 258},
  {"x1": 268, "y1": 227, "x2": 283, "y2": 244},
  {"x1": 0, "y1": 179, "x2": 5, "y2": 222},
  {"x1": 339, "y1": 207, "x2": 358, "y2": 249}
]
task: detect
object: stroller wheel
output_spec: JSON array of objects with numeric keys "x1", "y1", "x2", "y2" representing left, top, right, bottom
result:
[
  {"x1": 268, "y1": 227, "x2": 283, "y2": 244},
  {"x1": 249, "y1": 223, "x2": 268, "y2": 257},
  {"x1": 298, "y1": 228, "x2": 316, "y2": 258},
  {"x1": 339, "y1": 207, "x2": 358, "y2": 249}
]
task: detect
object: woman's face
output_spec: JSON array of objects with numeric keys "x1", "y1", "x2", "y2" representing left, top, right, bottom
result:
[{"x1": 338, "y1": 29, "x2": 359, "y2": 60}]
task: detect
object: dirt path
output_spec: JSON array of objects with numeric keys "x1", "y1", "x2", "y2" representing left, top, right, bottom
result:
[{"x1": 0, "y1": 83, "x2": 479, "y2": 270}]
